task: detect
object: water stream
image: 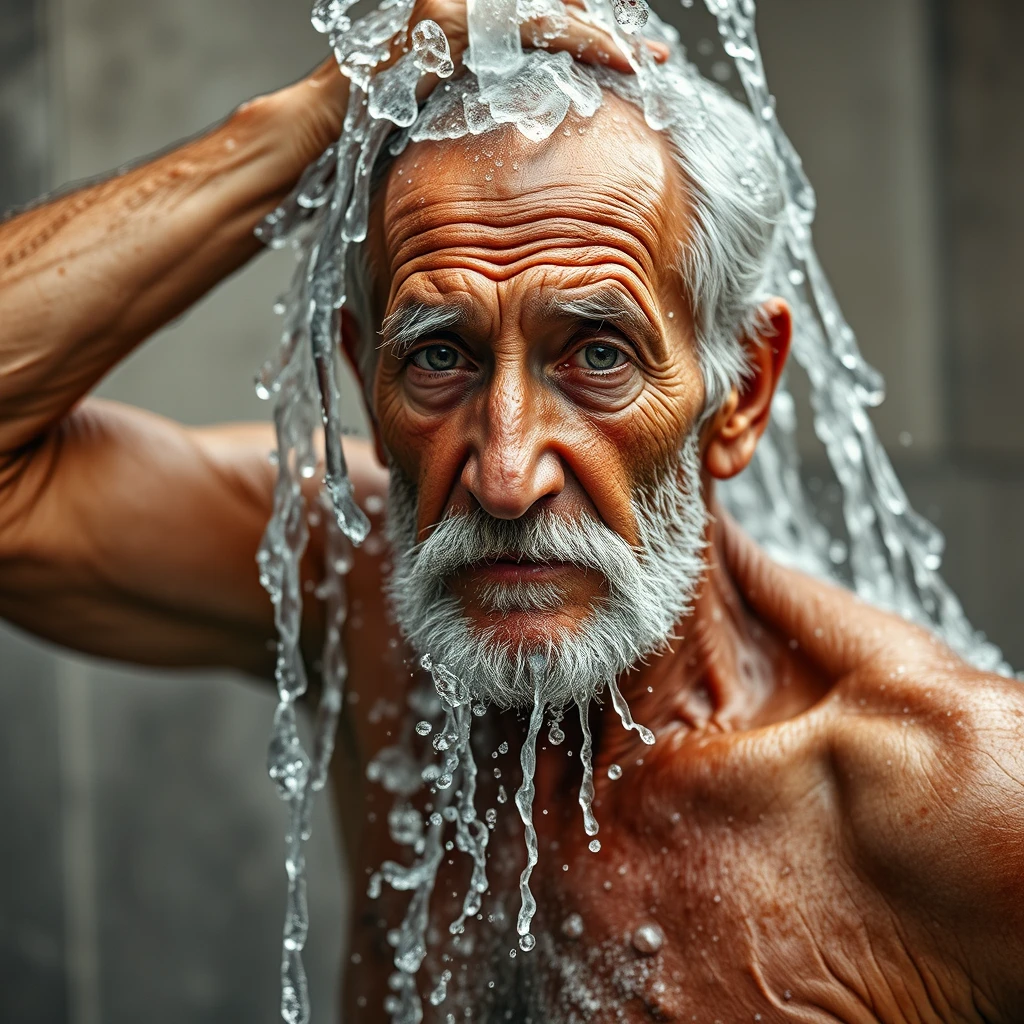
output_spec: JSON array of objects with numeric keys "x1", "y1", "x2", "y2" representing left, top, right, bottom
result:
[{"x1": 253, "y1": 0, "x2": 1013, "y2": 1020}]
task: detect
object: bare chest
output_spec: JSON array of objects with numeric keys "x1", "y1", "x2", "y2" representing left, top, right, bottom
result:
[{"x1": 340, "y1": 736, "x2": 967, "y2": 1024}]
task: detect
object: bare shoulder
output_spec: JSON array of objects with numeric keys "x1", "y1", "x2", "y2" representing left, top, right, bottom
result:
[{"x1": 827, "y1": 652, "x2": 1024, "y2": 1004}]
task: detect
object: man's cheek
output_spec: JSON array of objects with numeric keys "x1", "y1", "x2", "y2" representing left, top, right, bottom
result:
[{"x1": 379, "y1": 407, "x2": 470, "y2": 530}]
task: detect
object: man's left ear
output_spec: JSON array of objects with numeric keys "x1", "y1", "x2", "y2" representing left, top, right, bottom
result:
[{"x1": 703, "y1": 298, "x2": 792, "y2": 480}]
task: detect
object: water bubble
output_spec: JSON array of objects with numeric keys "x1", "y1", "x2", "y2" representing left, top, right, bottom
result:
[
  {"x1": 607, "y1": 764, "x2": 622, "y2": 780},
  {"x1": 411, "y1": 19, "x2": 455, "y2": 78},
  {"x1": 415, "y1": 720, "x2": 432, "y2": 736},
  {"x1": 631, "y1": 922, "x2": 664, "y2": 955},
  {"x1": 611, "y1": 0, "x2": 649, "y2": 29},
  {"x1": 589, "y1": 839, "x2": 602, "y2": 853},
  {"x1": 828, "y1": 540, "x2": 848, "y2": 564},
  {"x1": 561, "y1": 912, "x2": 584, "y2": 939},
  {"x1": 428, "y1": 969, "x2": 452, "y2": 1006}
]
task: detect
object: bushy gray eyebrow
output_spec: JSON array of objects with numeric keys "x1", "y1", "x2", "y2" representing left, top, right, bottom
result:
[
  {"x1": 378, "y1": 301, "x2": 466, "y2": 358},
  {"x1": 542, "y1": 288, "x2": 661, "y2": 355}
]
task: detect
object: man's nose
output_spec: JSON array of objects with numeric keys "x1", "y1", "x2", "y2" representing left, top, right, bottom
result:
[{"x1": 460, "y1": 365, "x2": 565, "y2": 520}]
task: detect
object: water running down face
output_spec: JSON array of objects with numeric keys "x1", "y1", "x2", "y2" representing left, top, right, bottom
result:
[{"x1": 353, "y1": 94, "x2": 765, "y2": 707}]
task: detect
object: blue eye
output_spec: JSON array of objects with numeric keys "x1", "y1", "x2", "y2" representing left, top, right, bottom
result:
[
  {"x1": 412, "y1": 345, "x2": 462, "y2": 371},
  {"x1": 582, "y1": 344, "x2": 623, "y2": 370}
]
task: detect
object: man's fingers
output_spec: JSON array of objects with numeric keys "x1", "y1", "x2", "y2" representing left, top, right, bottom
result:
[
  {"x1": 716, "y1": 508, "x2": 945, "y2": 679},
  {"x1": 525, "y1": 7, "x2": 668, "y2": 74}
]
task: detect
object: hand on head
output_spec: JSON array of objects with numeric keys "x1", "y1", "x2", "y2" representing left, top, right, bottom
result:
[{"x1": 287, "y1": 0, "x2": 669, "y2": 161}]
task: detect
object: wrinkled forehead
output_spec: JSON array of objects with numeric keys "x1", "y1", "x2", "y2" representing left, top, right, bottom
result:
[{"x1": 368, "y1": 92, "x2": 690, "y2": 308}]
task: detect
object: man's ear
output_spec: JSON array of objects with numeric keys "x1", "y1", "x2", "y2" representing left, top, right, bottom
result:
[
  {"x1": 703, "y1": 298, "x2": 792, "y2": 481},
  {"x1": 340, "y1": 309, "x2": 389, "y2": 468}
]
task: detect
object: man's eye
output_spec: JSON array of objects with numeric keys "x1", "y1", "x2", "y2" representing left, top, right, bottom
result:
[
  {"x1": 411, "y1": 345, "x2": 464, "y2": 372},
  {"x1": 575, "y1": 343, "x2": 626, "y2": 371}
]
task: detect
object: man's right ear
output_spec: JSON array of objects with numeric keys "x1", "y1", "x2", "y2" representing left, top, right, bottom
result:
[{"x1": 340, "y1": 309, "x2": 389, "y2": 468}]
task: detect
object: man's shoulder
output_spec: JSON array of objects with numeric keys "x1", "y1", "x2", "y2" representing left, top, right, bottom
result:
[{"x1": 828, "y1": 659, "x2": 1024, "y2": 914}]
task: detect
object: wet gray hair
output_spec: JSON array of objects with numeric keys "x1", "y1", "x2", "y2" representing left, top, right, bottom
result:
[{"x1": 344, "y1": 61, "x2": 785, "y2": 419}]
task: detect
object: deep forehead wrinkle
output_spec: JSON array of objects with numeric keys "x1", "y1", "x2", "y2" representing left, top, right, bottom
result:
[
  {"x1": 383, "y1": 187, "x2": 670, "y2": 289},
  {"x1": 377, "y1": 95, "x2": 686, "y2": 296}
]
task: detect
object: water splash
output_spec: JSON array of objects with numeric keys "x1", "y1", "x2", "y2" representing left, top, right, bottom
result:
[
  {"x1": 606, "y1": 677, "x2": 656, "y2": 746},
  {"x1": 513, "y1": 657, "x2": 547, "y2": 952},
  {"x1": 576, "y1": 698, "x2": 599, "y2": 837}
]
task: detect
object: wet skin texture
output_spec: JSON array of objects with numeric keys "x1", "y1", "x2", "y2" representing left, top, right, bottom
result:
[
  {"x1": 333, "y1": 98, "x2": 1024, "y2": 1022},
  {"x1": 2, "y1": 43, "x2": 1024, "y2": 1024}
]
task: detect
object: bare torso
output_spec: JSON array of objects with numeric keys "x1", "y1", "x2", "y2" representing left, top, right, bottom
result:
[{"x1": 334, "y1": 509, "x2": 1024, "y2": 1024}]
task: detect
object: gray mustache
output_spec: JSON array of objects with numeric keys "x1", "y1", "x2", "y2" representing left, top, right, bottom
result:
[{"x1": 410, "y1": 508, "x2": 644, "y2": 589}]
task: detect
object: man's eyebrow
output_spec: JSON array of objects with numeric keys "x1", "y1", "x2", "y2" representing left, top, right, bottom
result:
[
  {"x1": 543, "y1": 289, "x2": 664, "y2": 356},
  {"x1": 378, "y1": 301, "x2": 466, "y2": 358}
]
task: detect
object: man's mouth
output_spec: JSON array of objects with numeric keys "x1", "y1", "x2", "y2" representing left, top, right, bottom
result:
[{"x1": 459, "y1": 557, "x2": 578, "y2": 586}]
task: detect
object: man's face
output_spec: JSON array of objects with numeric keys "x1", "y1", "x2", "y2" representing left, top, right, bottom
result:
[{"x1": 367, "y1": 94, "x2": 712, "y2": 705}]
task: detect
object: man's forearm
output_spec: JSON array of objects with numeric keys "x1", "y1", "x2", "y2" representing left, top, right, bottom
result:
[{"x1": 0, "y1": 64, "x2": 348, "y2": 461}]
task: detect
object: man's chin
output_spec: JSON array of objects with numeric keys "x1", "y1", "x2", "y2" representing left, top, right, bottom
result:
[{"x1": 466, "y1": 605, "x2": 590, "y2": 650}]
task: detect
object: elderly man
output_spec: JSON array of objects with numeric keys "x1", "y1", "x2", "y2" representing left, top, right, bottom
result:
[{"x1": 2, "y1": 1, "x2": 1023, "y2": 1020}]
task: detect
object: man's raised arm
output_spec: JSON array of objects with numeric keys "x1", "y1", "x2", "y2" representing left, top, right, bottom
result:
[{"x1": 0, "y1": 62, "x2": 354, "y2": 675}]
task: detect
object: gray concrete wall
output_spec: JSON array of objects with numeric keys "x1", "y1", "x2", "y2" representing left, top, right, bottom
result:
[{"x1": 1, "y1": 0, "x2": 1021, "y2": 1021}]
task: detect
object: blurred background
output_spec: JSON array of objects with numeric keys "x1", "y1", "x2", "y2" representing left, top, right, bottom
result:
[{"x1": 0, "y1": 0, "x2": 1021, "y2": 1020}]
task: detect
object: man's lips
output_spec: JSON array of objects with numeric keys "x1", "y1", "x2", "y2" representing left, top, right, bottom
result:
[{"x1": 456, "y1": 558, "x2": 578, "y2": 585}]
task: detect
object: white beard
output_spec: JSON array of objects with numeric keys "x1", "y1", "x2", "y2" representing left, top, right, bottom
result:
[{"x1": 384, "y1": 433, "x2": 709, "y2": 710}]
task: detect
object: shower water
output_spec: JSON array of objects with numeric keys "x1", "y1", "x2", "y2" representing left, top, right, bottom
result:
[{"x1": 252, "y1": 0, "x2": 1012, "y2": 1020}]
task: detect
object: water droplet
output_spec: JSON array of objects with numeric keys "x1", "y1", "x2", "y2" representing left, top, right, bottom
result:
[
  {"x1": 589, "y1": 839, "x2": 601, "y2": 853},
  {"x1": 519, "y1": 933, "x2": 536, "y2": 952},
  {"x1": 415, "y1": 720, "x2": 432, "y2": 736},
  {"x1": 561, "y1": 912, "x2": 584, "y2": 939},
  {"x1": 612, "y1": 0, "x2": 649, "y2": 29},
  {"x1": 631, "y1": 922, "x2": 665, "y2": 955},
  {"x1": 607, "y1": 764, "x2": 622, "y2": 780}
]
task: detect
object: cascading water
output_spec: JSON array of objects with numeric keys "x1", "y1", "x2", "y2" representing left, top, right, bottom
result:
[{"x1": 253, "y1": 0, "x2": 1013, "y2": 1020}]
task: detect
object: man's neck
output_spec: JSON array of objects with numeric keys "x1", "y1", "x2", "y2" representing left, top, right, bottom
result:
[{"x1": 602, "y1": 521, "x2": 828, "y2": 755}]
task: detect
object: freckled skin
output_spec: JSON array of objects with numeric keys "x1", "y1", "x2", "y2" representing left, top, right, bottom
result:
[{"x1": 2, "y1": 45, "x2": 1024, "y2": 1024}]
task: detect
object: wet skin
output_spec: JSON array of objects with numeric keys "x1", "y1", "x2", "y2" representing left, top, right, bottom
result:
[
  {"x1": 331, "y1": 100, "x2": 1024, "y2": 1021},
  {"x1": 1, "y1": 33, "x2": 1024, "y2": 1024}
]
